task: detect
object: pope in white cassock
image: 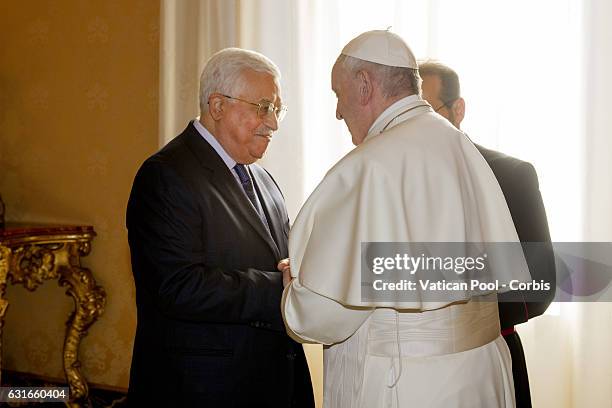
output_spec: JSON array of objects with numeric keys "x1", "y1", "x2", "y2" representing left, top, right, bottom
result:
[{"x1": 280, "y1": 30, "x2": 533, "y2": 408}]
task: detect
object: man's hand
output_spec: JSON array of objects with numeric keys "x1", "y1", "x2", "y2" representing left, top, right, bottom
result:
[{"x1": 277, "y1": 258, "x2": 293, "y2": 288}]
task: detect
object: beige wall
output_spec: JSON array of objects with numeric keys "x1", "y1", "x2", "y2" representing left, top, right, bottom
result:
[{"x1": 0, "y1": 1, "x2": 159, "y2": 388}]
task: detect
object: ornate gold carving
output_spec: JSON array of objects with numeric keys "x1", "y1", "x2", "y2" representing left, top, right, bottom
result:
[
  {"x1": 0, "y1": 246, "x2": 9, "y2": 318},
  {"x1": 58, "y1": 242, "x2": 106, "y2": 404},
  {"x1": 0, "y1": 229, "x2": 105, "y2": 407},
  {"x1": 8, "y1": 244, "x2": 58, "y2": 290},
  {"x1": 0, "y1": 245, "x2": 10, "y2": 385},
  {"x1": 76, "y1": 240, "x2": 91, "y2": 257}
]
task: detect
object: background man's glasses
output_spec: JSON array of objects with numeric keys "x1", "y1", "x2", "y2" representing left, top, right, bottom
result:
[
  {"x1": 220, "y1": 94, "x2": 287, "y2": 122},
  {"x1": 433, "y1": 98, "x2": 458, "y2": 113}
]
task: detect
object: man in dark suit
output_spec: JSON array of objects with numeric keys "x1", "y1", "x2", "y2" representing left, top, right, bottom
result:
[
  {"x1": 126, "y1": 48, "x2": 314, "y2": 407},
  {"x1": 420, "y1": 61, "x2": 556, "y2": 408}
]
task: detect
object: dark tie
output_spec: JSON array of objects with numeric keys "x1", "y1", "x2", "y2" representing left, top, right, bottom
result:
[{"x1": 233, "y1": 164, "x2": 269, "y2": 228}]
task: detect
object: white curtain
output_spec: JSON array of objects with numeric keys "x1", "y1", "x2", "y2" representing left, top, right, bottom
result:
[
  {"x1": 519, "y1": 1, "x2": 612, "y2": 407},
  {"x1": 160, "y1": 1, "x2": 612, "y2": 406},
  {"x1": 160, "y1": 0, "x2": 240, "y2": 146}
]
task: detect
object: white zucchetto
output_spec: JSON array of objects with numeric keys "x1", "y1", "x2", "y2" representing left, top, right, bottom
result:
[{"x1": 340, "y1": 29, "x2": 418, "y2": 68}]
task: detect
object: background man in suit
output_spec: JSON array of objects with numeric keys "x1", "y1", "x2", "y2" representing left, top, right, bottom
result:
[
  {"x1": 420, "y1": 61, "x2": 556, "y2": 408},
  {"x1": 126, "y1": 48, "x2": 314, "y2": 407}
]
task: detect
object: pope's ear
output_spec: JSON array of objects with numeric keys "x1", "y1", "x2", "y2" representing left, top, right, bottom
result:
[
  {"x1": 208, "y1": 94, "x2": 225, "y2": 120},
  {"x1": 452, "y1": 97, "x2": 465, "y2": 126}
]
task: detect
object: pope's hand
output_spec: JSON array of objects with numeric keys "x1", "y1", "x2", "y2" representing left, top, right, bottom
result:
[{"x1": 277, "y1": 258, "x2": 293, "y2": 288}]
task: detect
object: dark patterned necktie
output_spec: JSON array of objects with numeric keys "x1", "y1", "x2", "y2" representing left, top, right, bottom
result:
[{"x1": 233, "y1": 164, "x2": 269, "y2": 228}]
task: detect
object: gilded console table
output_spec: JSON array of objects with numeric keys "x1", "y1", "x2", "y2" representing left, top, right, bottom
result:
[{"x1": 0, "y1": 224, "x2": 106, "y2": 407}]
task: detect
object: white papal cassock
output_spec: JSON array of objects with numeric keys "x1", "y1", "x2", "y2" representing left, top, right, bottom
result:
[{"x1": 282, "y1": 95, "x2": 532, "y2": 408}]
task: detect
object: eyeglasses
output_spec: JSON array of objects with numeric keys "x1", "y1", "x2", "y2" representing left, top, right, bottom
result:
[
  {"x1": 433, "y1": 98, "x2": 458, "y2": 113},
  {"x1": 219, "y1": 94, "x2": 288, "y2": 122}
]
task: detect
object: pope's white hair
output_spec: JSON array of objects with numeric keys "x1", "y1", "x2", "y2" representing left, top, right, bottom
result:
[
  {"x1": 336, "y1": 54, "x2": 421, "y2": 98},
  {"x1": 199, "y1": 48, "x2": 281, "y2": 113}
]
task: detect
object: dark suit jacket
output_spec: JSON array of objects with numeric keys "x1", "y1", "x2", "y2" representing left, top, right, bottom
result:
[
  {"x1": 126, "y1": 122, "x2": 314, "y2": 407},
  {"x1": 476, "y1": 144, "x2": 556, "y2": 328}
]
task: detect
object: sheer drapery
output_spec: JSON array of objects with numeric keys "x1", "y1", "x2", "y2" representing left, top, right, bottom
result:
[
  {"x1": 519, "y1": 1, "x2": 612, "y2": 407},
  {"x1": 160, "y1": 1, "x2": 612, "y2": 406},
  {"x1": 160, "y1": 0, "x2": 241, "y2": 147}
]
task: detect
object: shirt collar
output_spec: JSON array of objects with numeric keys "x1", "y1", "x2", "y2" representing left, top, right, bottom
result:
[{"x1": 192, "y1": 118, "x2": 237, "y2": 170}]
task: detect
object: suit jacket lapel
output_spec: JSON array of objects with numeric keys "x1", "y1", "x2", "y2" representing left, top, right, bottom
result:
[
  {"x1": 251, "y1": 167, "x2": 285, "y2": 253},
  {"x1": 183, "y1": 124, "x2": 280, "y2": 259}
]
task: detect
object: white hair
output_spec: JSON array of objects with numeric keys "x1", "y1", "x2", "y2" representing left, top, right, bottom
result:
[
  {"x1": 199, "y1": 48, "x2": 281, "y2": 113},
  {"x1": 336, "y1": 54, "x2": 421, "y2": 98}
]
